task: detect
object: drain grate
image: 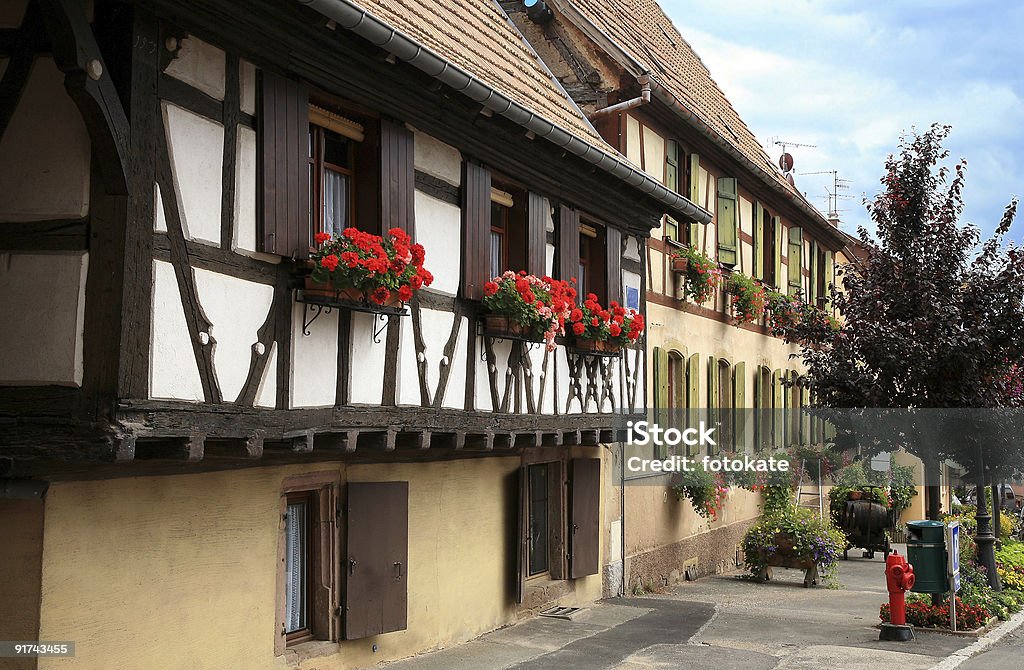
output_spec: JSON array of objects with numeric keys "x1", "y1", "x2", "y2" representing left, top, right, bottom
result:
[{"x1": 539, "y1": 606, "x2": 585, "y2": 620}]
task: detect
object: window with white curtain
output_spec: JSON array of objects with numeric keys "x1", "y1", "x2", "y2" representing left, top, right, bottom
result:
[{"x1": 284, "y1": 494, "x2": 310, "y2": 639}]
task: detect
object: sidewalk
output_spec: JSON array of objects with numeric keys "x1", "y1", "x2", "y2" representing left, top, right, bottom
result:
[{"x1": 377, "y1": 550, "x2": 977, "y2": 670}]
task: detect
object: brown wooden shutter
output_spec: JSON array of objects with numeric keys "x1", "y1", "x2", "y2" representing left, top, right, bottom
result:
[
  {"x1": 570, "y1": 457, "x2": 600, "y2": 578},
  {"x1": 527, "y1": 192, "x2": 547, "y2": 277},
  {"x1": 380, "y1": 118, "x2": 415, "y2": 236},
  {"x1": 547, "y1": 461, "x2": 567, "y2": 580},
  {"x1": 354, "y1": 121, "x2": 381, "y2": 235},
  {"x1": 345, "y1": 482, "x2": 408, "y2": 639},
  {"x1": 606, "y1": 226, "x2": 622, "y2": 305},
  {"x1": 461, "y1": 161, "x2": 491, "y2": 299},
  {"x1": 259, "y1": 70, "x2": 309, "y2": 257},
  {"x1": 558, "y1": 204, "x2": 580, "y2": 282},
  {"x1": 515, "y1": 465, "x2": 527, "y2": 603}
]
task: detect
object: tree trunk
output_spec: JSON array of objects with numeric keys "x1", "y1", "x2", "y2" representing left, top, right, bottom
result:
[{"x1": 975, "y1": 448, "x2": 1002, "y2": 591}]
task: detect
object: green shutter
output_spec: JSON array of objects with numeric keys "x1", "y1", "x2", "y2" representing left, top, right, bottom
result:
[
  {"x1": 772, "y1": 368, "x2": 784, "y2": 448},
  {"x1": 654, "y1": 347, "x2": 669, "y2": 458},
  {"x1": 687, "y1": 353, "x2": 701, "y2": 456},
  {"x1": 717, "y1": 177, "x2": 738, "y2": 265},
  {"x1": 773, "y1": 216, "x2": 783, "y2": 290},
  {"x1": 787, "y1": 225, "x2": 803, "y2": 295},
  {"x1": 752, "y1": 202, "x2": 764, "y2": 280},
  {"x1": 707, "y1": 356, "x2": 719, "y2": 409},
  {"x1": 688, "y1": 153, "x2": 701, "y2": 245},
  {"x1": 800, "y1": 384, "x2": 811, "y2": 445},
  {"x1": 666, "y1": 140, "x2": 679, "y2": 192},
  {"x1": 733, "y1": 361, "x2": 747, "y2": 452},
  {"x1": 824, "y1": 249, "x2": 834, "y2": 310}
]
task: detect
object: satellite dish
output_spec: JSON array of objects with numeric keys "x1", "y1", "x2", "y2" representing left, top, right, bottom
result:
[
  {"x1": 779, "y1": 152, "x2": 794, "y2": 172},
  {"x1": 786, "y1": 173, "x2": 796, "y2": 187}
]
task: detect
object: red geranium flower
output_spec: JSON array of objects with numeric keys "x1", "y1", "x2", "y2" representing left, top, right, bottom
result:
[
  {"x1": 484, "y1": 281, "x2": 499, "y2": 297},
  {"x1": 370, "y1": 286, "x2": 391, "y2": 305},
  {"x1": 320, "y1": 254, "x2": 339, "y2": 272},
  {"x1": 570, "y1": 308, "x2": 583, "y2": 322},
  {"x1": 572, "y1": 322, "x2": 585, "y2": 336},
  {"x1": 397, "y1": 285, "x2": 413, "y2": 302},
  {"x1": 314, "y1": 231, "x2": 331, "y2": 244}
]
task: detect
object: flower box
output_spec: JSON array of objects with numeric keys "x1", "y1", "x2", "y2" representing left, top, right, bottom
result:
[
  {"x1": 572, "y1": 337, "x2": 621, "y2": 355},
  {"x1": 671, "y1": 256, "x2": 689, "y2": 274},
  {"x1": 481, "y1": 272, "x2": 574, "y2": 351},
  {"x1": 302, "y1": 277, "x2": 403, "y2": 308},
  {"x1": 480, "y1": 313, "x2": 545, "y2": 342}
]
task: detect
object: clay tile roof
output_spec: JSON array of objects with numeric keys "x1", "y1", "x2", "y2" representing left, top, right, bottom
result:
[
  {"x1": 347, "y1": 0, "x2": 611, "y2": 152},
  {"x1": 564, "y1": 0, "x2": 799, "y2": 196}
]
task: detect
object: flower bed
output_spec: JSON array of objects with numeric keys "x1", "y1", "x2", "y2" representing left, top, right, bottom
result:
[
  {"x1": 308, "y1": 227, "x2": 432, "y2": 305},
  {"x1": 879, "y1": 595, "x2": 992, "y2": 631},
  {"x1": 481, "y1": 272, "x2": 574, "y2": 351}
]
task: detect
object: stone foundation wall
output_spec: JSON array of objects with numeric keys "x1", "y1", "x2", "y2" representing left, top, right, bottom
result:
[{"x1": 625, "y1": 518, "x2": 756, "y2": 593}]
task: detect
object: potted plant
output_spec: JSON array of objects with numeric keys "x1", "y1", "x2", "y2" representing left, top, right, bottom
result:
[
  {"x1": 481, "y1": 272, "x2": 573, "y2": 351},
  {"x1": 672, "y1": 467, "x2": 728, "y2": 522},
  {"x1": 567, "y1": 293, "x2": 644, "y2": 353},
  {"x1": 307, "y1": 227, "x2": 432, "y2": 307},
  {"x1": 674, "y1": 245, "x2": 721, "y2": 304},
  {"x1": 742, "y1": 504, "x2": 846, "y2": 587},
  {"x1": 725, "y1": 272, "x2": 767, "y2": 325},
  {"x1": 765, "y1": 290, "x2": 801, "y2": 335}
]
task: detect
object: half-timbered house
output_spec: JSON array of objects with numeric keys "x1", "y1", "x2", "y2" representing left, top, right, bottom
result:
[
  {"x1": 0, "y1": 0, "x2": 711, "y2": 668},
  {"x1": 504, "y1": 0, "x2": 857, "y2": 591}
]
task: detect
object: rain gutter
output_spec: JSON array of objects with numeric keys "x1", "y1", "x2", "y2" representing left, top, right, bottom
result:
[{"x1": 295, "y1": 0, "x2": 712, "y2": 226}]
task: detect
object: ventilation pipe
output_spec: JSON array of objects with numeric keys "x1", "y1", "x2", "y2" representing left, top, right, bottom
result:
[
  {"x1": 523, "y1": 0, "x2": 554, "y2": 24},
  {"x1": 589, "y1": 74, "x2": 651, "y2": 120}
]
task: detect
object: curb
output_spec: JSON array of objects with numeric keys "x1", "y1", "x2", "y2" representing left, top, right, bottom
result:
[{"x1": 928, "y1": 608, "x2": 1024, "y2": 670}]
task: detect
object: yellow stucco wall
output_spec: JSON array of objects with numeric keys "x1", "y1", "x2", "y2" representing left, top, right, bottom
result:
[
  {"x1": 33, "y1": 454, "x2": 605, "y2": 670},
  {"x1": 0, "y1": 498, "x2": 44, "y2": 670}
]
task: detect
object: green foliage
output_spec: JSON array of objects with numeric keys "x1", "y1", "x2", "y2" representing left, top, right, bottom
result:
[
  {"x1": 672, "y1": 468, "x2": 728, "y2": 521},
  {"x1": 725, "y1": 271, "x2": 766, "y2": 325},
  {"x1": 742, "y1": 506, "x2": 846, "y2": 582}
]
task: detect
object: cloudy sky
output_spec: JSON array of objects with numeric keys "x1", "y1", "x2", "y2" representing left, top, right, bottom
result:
[{"x1": 661, "y1": 0, "x2": 1024, "y2": 242}]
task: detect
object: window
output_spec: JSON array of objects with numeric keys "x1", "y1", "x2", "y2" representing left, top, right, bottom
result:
[
  {"x1": 308, "y1": 111, "x2": 360, "y2": 238},
  {"x1": 528, "y1": 463, "x2": 550, "y2": 576},
  {"x1": 664, "y1": 140, "x2": 683, "y2": 243},
  {"x1": 489, "y1": 183, "x2": 527, "y2": 278},
  {"x1": 762, "y1": 209, "x2": 776, "y2": 287},
  {"x1": 579, "y1": 222, "x2": 607, "y2": 302},
  {"x1": 718, "y1": 359, "x2": 734, "y2": 450},
  {"x1": 260, "y1": 70, "x2": 415, "y2": 258},
  {"x1": 276, "y1": 473, "x2": 339, "y2": 653},
  {"x1": 754, "y1": 366, "x2": 774, "y2": 450},
  {"x1": 814, "y1": 245, "x2": 828, "y2": 308}
]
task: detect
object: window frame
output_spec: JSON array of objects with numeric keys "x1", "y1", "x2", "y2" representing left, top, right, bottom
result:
[
  {"x1": 308, "y1": 122, "x2": 357, "y2": 240},
  {"x1": 275, "y1": 471, "x2": 339, "y2": 655},
  {"x1": 284, "y1": 490, "x2": 316, "y2": 645}
]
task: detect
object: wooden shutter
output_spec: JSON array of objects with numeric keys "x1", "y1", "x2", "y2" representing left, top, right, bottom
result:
[
  {"x1": 752, "y1": 202, "x2": 764, "y2": 279},
  {"x1": 772, "y1": 369, "x2": 784, "y2": 448},
  {"x1": 787, "y1": 225, "x2": 803, "y2": 295},
  {"x1": 666, "y1": 140, "x2": 680, "y2": 192},
  {"x1": 515, "y1": 465, "x2": 527, "y2": 603},
  {"x1": 717, "y1": 177, "x2": 738, "y2": 265},
  {"x1": 733, "y1": 361, "x2": 746, "y2": 452},
  {"x1": 800, "y1": 385, "x2": 811, "y2": 444},
  {"x1": 527, "y1": 192, "x2": 547, "y2": 277},
  {"x1": 461, "y1": 161, "x2": 491, "y2": 299},
  {"x1": 653, "y1": 347, "x2": 668, "y2": 446},
  {"x1": 558, "y1": 205, "x2": 580, "y2": 282},
  {"x1": 380, "y1": 118, "x2": 414, "y2": 236},
  {"x1": 259, "y1": 70, "x2": 309, "y2": 257},
  {"x1": 773, "y1": 216, "x2": 783, "y2": 290},
  {"x1": 570, "y1": 458, "x2": 601, "y2": 578},
  {"x1": 688, "y1": 154, "x2": 701, "y2": 244},
  {"x1": 345, "y1": 482, "x2": 408, "y2": 639},
  {"x1": 606, "y1": 226, "x2": 622, "y2": 305},
  {"x1": 707, "y1": 356, "x2": 719, "y2": 409},
  {"x1": 687, "y1": 353, "x2": 700, "y2": 409}
]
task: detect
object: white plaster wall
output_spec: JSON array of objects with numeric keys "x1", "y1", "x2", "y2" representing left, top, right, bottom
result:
[
  {"x1": 642, "y1": 126, "x2": 665, "y2": 183},
  {"x1": 290, "y1": 301, "x2": 337, "y2": 408},
  {"x1": 233, "y1": 126, "x2": 257, "y2": 252},
  {"x1": 625, "y1": 115, "x2": 641, "y2": 167},
  {"x1": 398, "y1": 317, "x2": 421, "y2": 406},
  {"x1": 254, "y1": 342, "x2": 277, "y2": 408},
  {"x1": 541, "y1": 351, "x2": 556, "y2": 414},
  {"x1": 0, "y1": 57, "x2": 90, "y2": 222},
  {"x1": 414, "y1": 191, "x2": 461, "y2": 296},
  {"x1": 163, "y1": 102, "x2": 224, "y2": 246},
  {"x1": 348, "y1": 312, "x2": 387, "y2": 405},
  {"x1": 154, "y1": 184, "x2": 167, "y2": 232},
  {"x1": 545, "y1": 243, "x2": 555, "y2": 278},
  {"x1": 193, "y1": 268, "x2": 274, "y2": 403},
  {"x1": 473, "y1": 346, "x2": 492, "y2": 412},
  {"x1": 555, "y1": 349, "x2": 573, "y2": 414},
  {"x1": 441, "y1": 320, "x2": 469, "y2": 410},
  {"x1": 150, "y1": 260, "x2": 204, "y2": 401},
  {"x1": 165, "y1": 36, "x2": 226, "y2": 101},
  {"x1": 239, "y1": 60, "x2": 256, "y2": 116},
  {"x1": 412, "y1": 129, "x2": 461, "y2": 184},
  {"x1": 399, "y1": 308, "x2": 464, "y2": 408},
  {"x1": 0, "y1": 252, "x2": 87, "y2": 386}
]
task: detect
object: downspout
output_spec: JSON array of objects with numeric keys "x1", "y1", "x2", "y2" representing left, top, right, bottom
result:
[
  {"x1": 589, "y1": 74, "x2": 651, "y2": 120},
  {"x1": 294, "y1": 0, "x2": 712, "y2": 226}
]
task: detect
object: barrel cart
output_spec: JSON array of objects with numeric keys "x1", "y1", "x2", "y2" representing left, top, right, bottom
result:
[{"x1": 835, "y1": 496, "x2": 895, "y2": 560}]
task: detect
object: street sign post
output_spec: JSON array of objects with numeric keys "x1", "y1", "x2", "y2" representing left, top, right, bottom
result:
[{"x1": 947, "y1": 521, "x2": 961, "y2": 632}]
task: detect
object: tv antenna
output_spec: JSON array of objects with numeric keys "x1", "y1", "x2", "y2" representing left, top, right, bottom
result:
[
  {"x1": 769, "y1": 138, "x2": 817, "y2": 185},
  {"x1": 799, "y1": 170, "x2": 852, "y2": 218}
]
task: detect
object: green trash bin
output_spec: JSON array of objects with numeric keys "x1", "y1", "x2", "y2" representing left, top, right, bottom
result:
[{"x1": 906, "y1": 520, "x2": 947, "y2": 593}]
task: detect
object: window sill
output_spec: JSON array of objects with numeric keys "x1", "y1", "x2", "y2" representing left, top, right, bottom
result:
[{"x1": 281, "y1": 639, "x2": 339, "y2": 666}]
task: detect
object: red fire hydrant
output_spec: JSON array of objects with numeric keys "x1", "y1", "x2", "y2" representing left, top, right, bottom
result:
[{"x1": 885, "y1": 551, "x2": 916, "y2": 627}]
